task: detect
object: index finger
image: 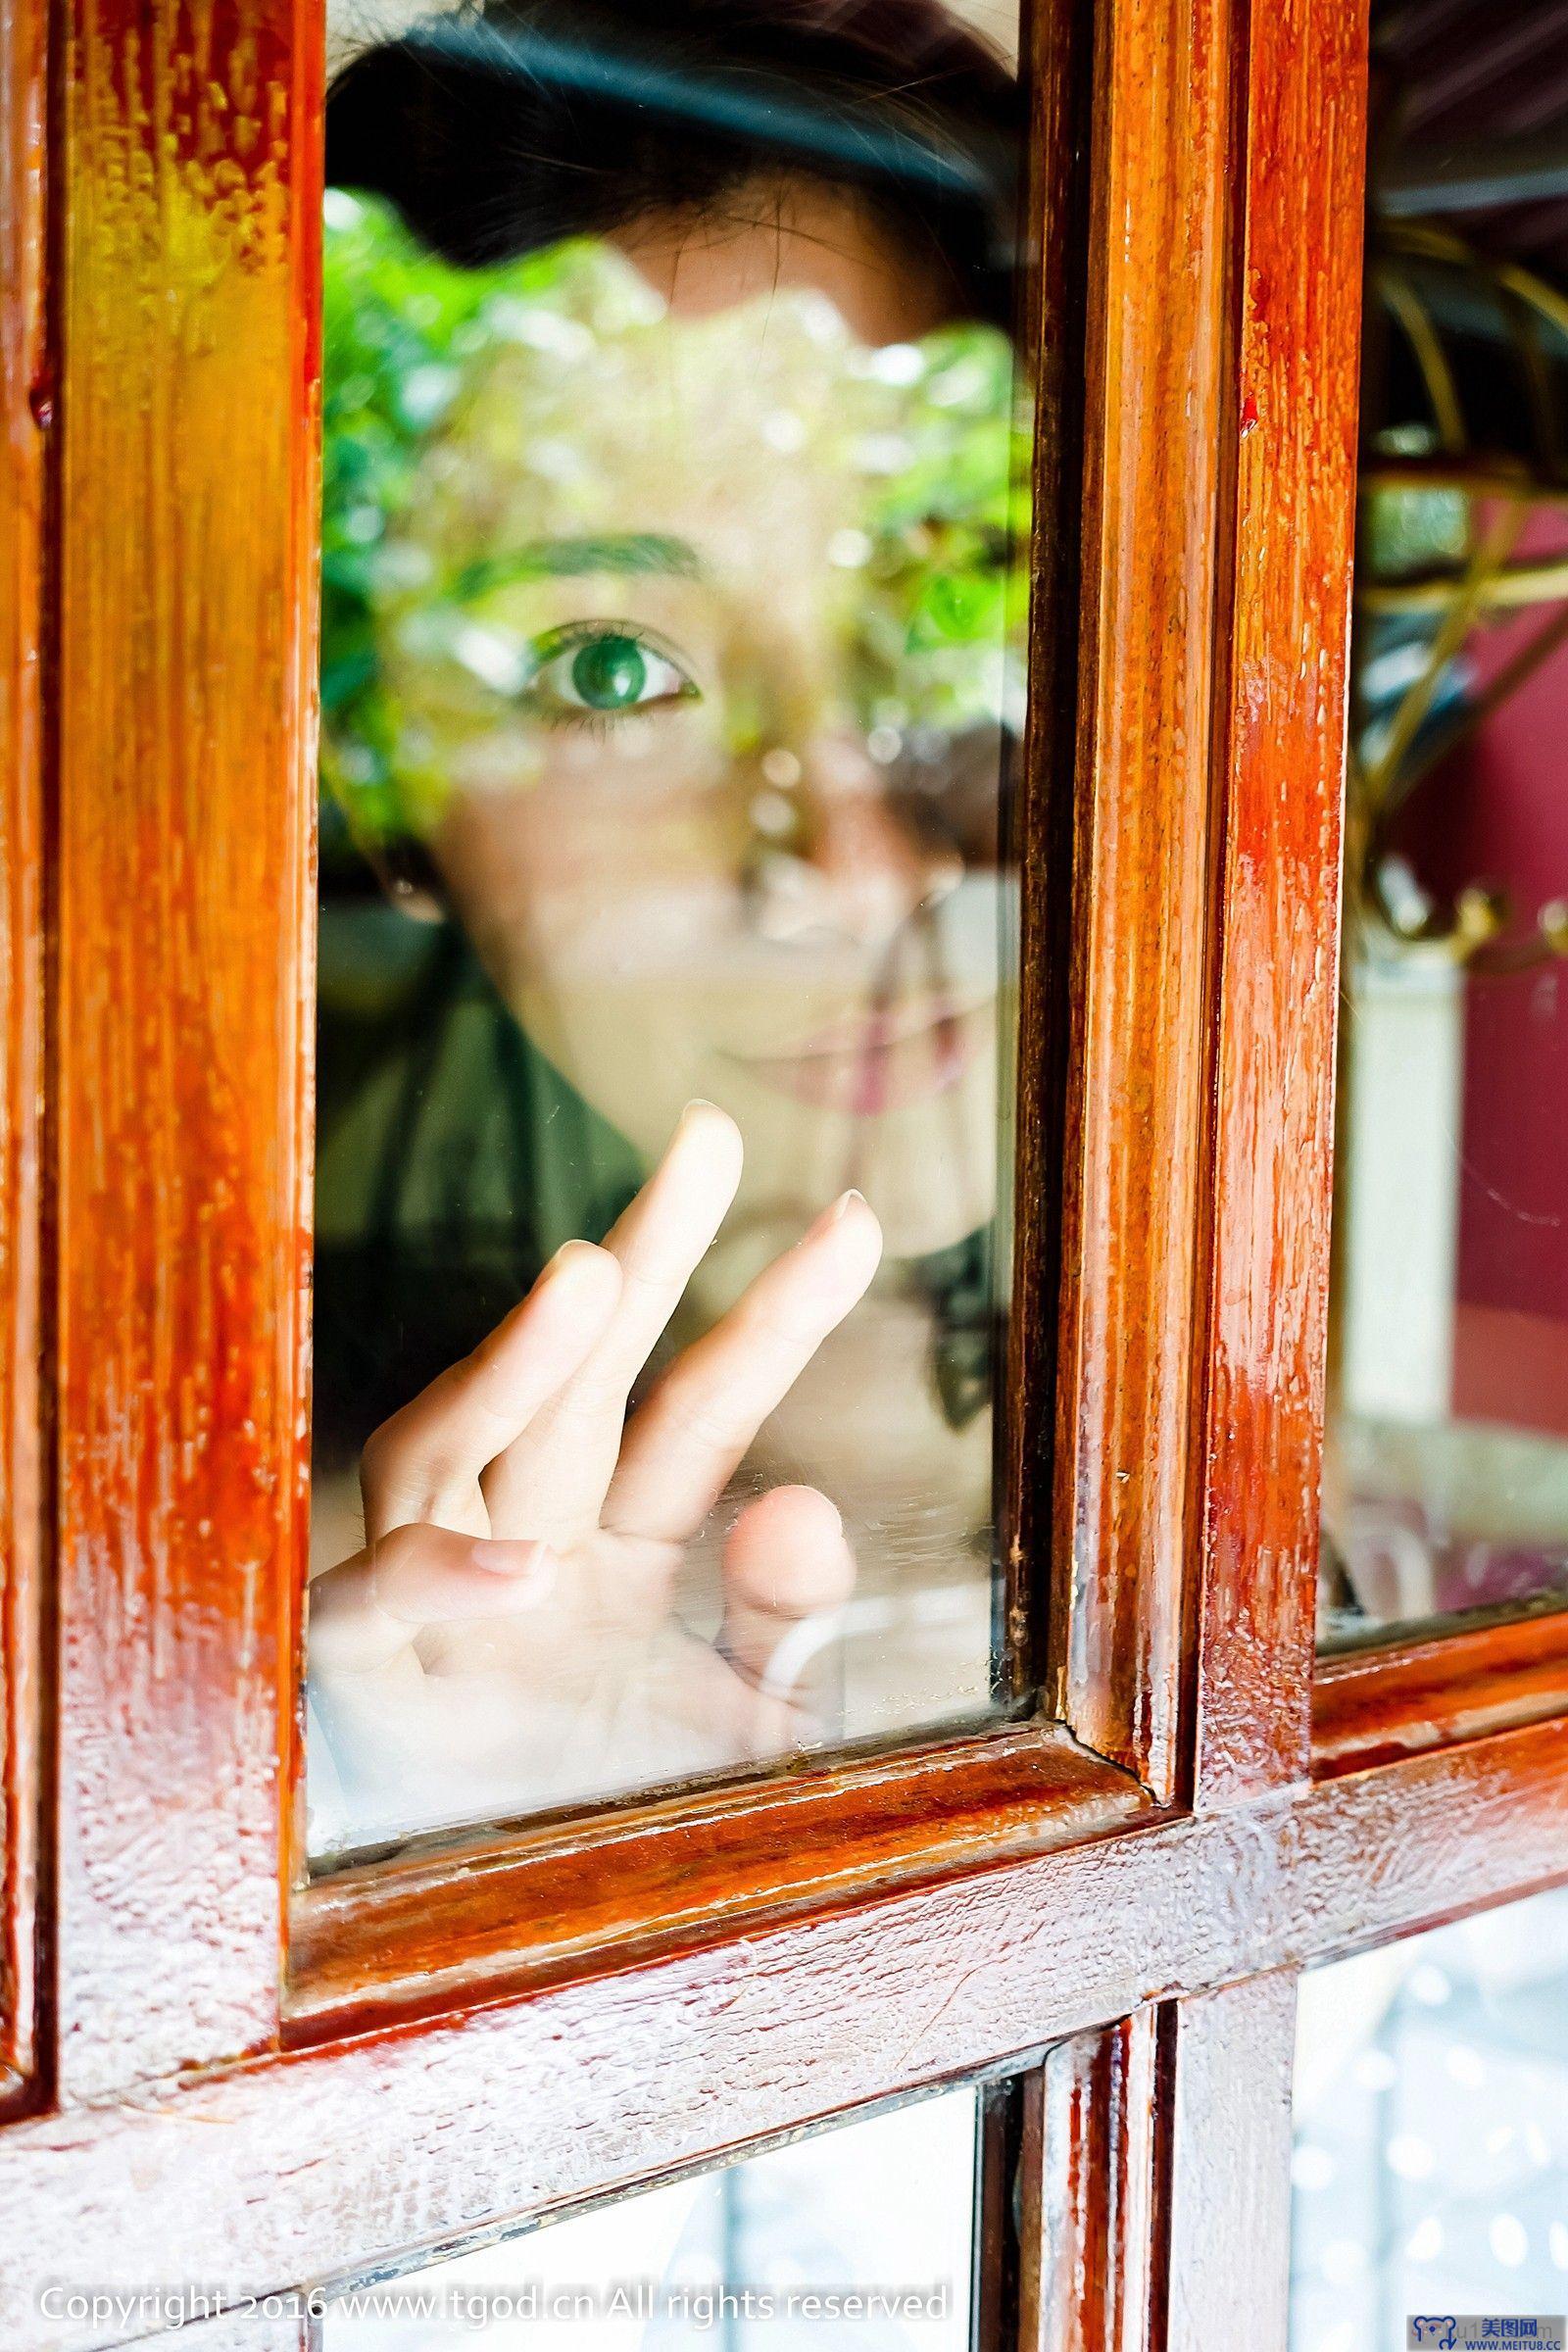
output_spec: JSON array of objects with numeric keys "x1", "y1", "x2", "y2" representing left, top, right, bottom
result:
[
  {"x1": 479, "y1": 1100, "x2": 743, "y2": 1544},
  {"x1": 361, "y1": 1240, "x2": 622, "y2": 1544}
]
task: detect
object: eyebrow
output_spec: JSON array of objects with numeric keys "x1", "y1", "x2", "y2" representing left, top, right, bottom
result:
[{"x1": 454, "y1": 535, "x2": 705, "y2": 601}]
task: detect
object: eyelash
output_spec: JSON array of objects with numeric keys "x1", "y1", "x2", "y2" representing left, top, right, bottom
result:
[
  {"x1": 529, "y1": 703, "x2": 618, "y2": 742},
  {"x1": 521, "y1": 619, "x2": 700, "y2": 731}
]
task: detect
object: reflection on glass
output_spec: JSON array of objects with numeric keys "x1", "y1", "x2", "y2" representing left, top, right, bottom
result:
[
  {"x1": 1291, "y1": 1886, "x2": 1568, "y2": 2340},
  {"x1": 325, "y1": 2086, "x2": 978, "y2": 2348},
  {"x1": 306, "y1": 0, "x2": 1031, "y2": 1850},
  {"x1": 1319, "y1": 190, "x2": 1568, "y2": 1645}
]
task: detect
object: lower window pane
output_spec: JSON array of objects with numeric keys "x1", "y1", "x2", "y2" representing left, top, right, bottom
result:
[
  {"x1": 325, "y1": 2084, "x2": 979, "y2": 2348},
  {"x1": 1291, "y1": 1885, "x2": 1568, "y2": 2343}
]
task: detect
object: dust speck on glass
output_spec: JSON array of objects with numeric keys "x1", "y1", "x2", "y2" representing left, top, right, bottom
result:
[{"x1": 307, "y1": 0, "x2": 1033, "y2": 1854}]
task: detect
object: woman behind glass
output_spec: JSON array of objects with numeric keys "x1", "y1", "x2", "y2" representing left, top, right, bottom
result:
[{"x1": 307, "y1": 0, "x2": 1029, "y2": 1848}]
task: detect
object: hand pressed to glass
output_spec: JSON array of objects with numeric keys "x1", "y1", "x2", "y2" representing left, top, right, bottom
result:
[{"x1": 311, "y1": 1105, "x2": 883, "y2": 1834}]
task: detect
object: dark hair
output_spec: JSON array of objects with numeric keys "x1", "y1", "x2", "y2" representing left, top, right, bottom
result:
[{"x1": 326, "y1": 0, "x2": 1020, "y2": 325}]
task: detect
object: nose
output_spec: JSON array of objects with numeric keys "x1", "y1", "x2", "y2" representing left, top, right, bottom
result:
[{"x1": 747, "y1": 734, "x2": 962, "y2": 950}]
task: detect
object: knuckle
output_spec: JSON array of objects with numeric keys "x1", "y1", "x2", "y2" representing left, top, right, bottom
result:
[
  {"x1": 366, "y1": 1522, "x2": 420, "y2": 1581},
  {"x1": 364, "y1": 1443, "x2": 466, "y2": 1521},
  {"x1": 368, "y1": 1520, "x2": 450, "y2": 1587},
  {"x1": 677, "y1": 1396, "x2": 753, "y2": 1452},
  {"x1": 358, "y1": 1420, "x2": 397, "y2": 1483},
  {"x1": 546, "y1": 1371, "x2": 629, "y2": 1430},
  {"x1": 360, "y1": 1415, "x2": 435, "y2": 1493}
]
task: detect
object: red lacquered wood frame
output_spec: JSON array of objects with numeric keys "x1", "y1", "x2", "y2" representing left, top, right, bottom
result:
[
  {"x1": 1315, "y1": 1606, "x2": 1568, "y2": 1777},
  {"x1": 280, "y1": 0, "x2": 1365, "y2": 2029},
  {"x1": 5, "y1": 0, "x2": 1568, "y2": 2340},
  {"x1": 4, "y1": 1717, "x2": 1568, "y2": 2348},
  {"x1": 288, "y1": 1725, "x2": 1148, "y2": 2038},
  {"x1": 1050, "y1": 0, "x2": 1241, "y2": 1804},
  {"x1": 1032, "y1": 2015, "x2": 1159, "y2": 2352},
  {"x1": 1192, "y1": 0, "x2": 1369, "y2": 1809},
  {"x1": 0, "y1": 0, "x2": 47, "y2": 2107},
  {"x1": 49, "y1": 0, "x2": 320, "y2": 2101}
]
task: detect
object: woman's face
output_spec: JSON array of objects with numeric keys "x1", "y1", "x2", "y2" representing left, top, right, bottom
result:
[{"x1": 376, "y1": 187, "x2": 1021, "y2": 1274}]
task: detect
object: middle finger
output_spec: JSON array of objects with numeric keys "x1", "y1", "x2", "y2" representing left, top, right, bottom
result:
[
  {"x1": 604, "y1": 1188, "x2": 883, "y2": 1545},
  {"x1": 480, "y1": 1100, "x2": 744, "y2": 1544}
]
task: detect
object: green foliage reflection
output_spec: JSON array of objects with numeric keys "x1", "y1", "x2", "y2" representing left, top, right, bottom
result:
[{"x1": 321, "y1": 189, "x2": 1031, "y2": 844}]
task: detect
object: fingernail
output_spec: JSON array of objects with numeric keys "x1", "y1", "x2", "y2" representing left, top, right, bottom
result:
[
  {"x1": 800, "y1": 1190, "x2": 858, "y2": 1245},
  {"x1": 542, "y1": 1238, "x2": 606, "y2": 1284},
  {"x1": 471, "y1": 1539, "x2": 553, "y2": 1593}
]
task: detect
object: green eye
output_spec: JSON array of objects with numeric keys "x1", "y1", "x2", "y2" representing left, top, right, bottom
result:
[{"x1": 527, "y1": 624, "x2": 698, "y2": 721}]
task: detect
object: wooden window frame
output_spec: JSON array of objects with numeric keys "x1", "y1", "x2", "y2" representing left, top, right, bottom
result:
[
  {"x1": 3, "y1": 0, "x2": 1567, "y2": 2339},
  {"x1": 0, "y1": 0, "x2": 46, "y2": 2120},
  {"x1": 1315, "y1": 1606, "x2": 1568, "y2": 1776}
]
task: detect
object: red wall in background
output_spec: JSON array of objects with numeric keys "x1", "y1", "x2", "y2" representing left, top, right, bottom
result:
[{"x1": 1408, "y1": 572, "x2": 1568, "y2": 1438}]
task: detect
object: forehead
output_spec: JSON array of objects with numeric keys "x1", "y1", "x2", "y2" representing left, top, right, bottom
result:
[
  {"x1": 616, "y1": 176, "x2": 965, "y2": 346},
  {"x1": 419, "y1": 282, "x2": 911, "y2": 564}
]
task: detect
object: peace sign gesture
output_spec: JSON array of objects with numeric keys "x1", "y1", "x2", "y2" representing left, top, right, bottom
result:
[{"x1": 308, "y1": 1102, "x2": 883, "y2": 1841}]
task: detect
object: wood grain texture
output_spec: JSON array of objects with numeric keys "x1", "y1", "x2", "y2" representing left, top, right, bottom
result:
[
  {"x1": 53, "y1": 0, "x2": 319, "y2": 2098},
  {"x1": 2, "y1": 1713, "x2": 1564, "y2": 2348},
  {"x1": 1192, "y1": 0, "x2": 1369, "y2": 1809},
  {"x1": 1051, "y1": 0, "x2": 1366, "y2": 1816},
  {"x1": 1048, "y1": 0, "x2": 1235, "y2": 1799},
  {"x1": 1030, "y1": 2015, "x2": 1157, "y2": 2352},
  {"x1": 1162, "y1": 1975, "x2": 1298, "y2": 2352},
  {"x1": 0, "y1": 0, "x2": 48, "y2": 2095},
  {"x1": 290, "y1": 1728, "x2": 1147, "y2": 2037},
  {"x1": 1314, "y1": 1608, "x2": 1568, "y2": 1776}
]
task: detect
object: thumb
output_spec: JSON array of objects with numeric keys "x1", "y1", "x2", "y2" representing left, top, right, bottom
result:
[
  {"x1": 311, "y1": 1524, "x2": 557, "y2": 1678},
  {"x1": 371, "y1": 1521, "x2": 558, "y2": 1626},
  {"x1": 718, "y1": 1485, "x2": 855, "y2": 1695}
]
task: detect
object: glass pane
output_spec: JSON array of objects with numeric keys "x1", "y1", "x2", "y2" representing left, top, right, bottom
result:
[
  {"x1": 1291, "y1": 1885, "x2": 1568, "y2": 2340},
  {"x1": 1318, "y1": 24, "x2": 1568, "y2": 1649},
  {"x1": 306, "y1": 0, "x2": 1037, "y2": 1851},
  {"x1": 323, "y1": 2084, "x2": 978, "y2": 2347}
]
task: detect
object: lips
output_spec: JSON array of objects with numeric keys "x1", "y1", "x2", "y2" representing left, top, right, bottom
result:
[{"x1": 734, "y1": 997, "x2": 990, "y2": 1113}]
